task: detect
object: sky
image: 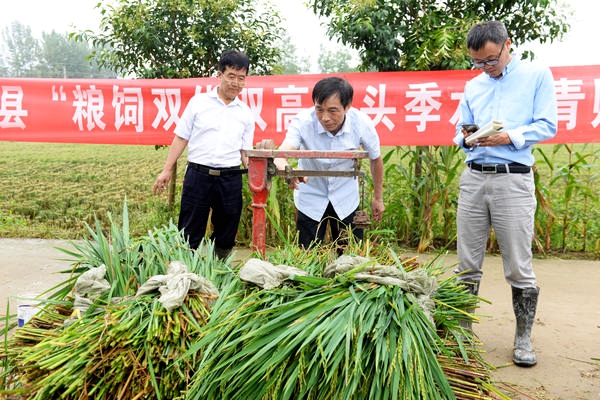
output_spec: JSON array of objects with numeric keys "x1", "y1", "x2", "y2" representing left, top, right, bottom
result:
[{"x1": 1, "y1": 0, "x2": 598, "y2": 71}]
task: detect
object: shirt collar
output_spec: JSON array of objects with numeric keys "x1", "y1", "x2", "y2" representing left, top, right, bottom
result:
[
  {"x1": 493, "y1": 56, "x2": 518, "y2": 80},
  {"x1": 210, "y1": 86, "x2": 242, "y2": 106},
  {"x1": 316, "y1": 110, "x2": 350, "y2": 136}
]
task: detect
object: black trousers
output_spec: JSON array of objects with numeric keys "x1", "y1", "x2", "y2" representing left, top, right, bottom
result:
[
  {"x1": 296, "y1": 202, "x2": 363, "y2": 251},
  {"x1": 178, "y1": 166, "x2": 243, "y2": 250}
]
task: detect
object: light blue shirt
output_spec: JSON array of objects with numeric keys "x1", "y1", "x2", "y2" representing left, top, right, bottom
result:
[
  {"x1": 454, "y1": 57, "x2": 557, "y2": 166},
  {"x1": 281, "y1": 107, "x2": 381, "y2": 221}
]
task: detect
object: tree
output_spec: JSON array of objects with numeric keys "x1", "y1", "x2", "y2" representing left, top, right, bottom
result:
[
  {"x1": 77, "y1": 0, "x2": 285, "y2": 79},
  {"x1": 0, "y1": 46, "x2": 7, "y2": 76},
  {"x1": 307, "y1": 0, "x2": 571, "y2": 72},
  {"x1": 317, "y1": 43, "x2": 357, "y2": 73},
  {"x1": 273, "y1": 35, "x2": 312, "y2": 75},
  {"x1": 74, "y1": 0, "x2": 286, "y2": 205},
  {"x1": 0, "y1": 22, "x2": 115, "y2": 78},
  {"x1": 37, "y1": 31, "x2": 115, "y2": 78},
  {"x1": 2, "y1": 22, "x2": 40, "y2": 77},
  {"x1": 306, "y1": 0, "x2": 572, "y2": 251}
]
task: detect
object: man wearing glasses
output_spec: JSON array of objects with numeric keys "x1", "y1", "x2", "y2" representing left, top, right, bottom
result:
[
  {"x1": 453, "y1": 21, "x2": 557, "y2": 367},
  {"x1": 153, "y1": 50, "x2": 254, "y2": 259}
]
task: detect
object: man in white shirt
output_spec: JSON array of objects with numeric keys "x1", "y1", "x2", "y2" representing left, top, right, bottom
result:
[
  {"x1": 153, "y1": 50, "x2": 255, "y2": 259},
  {"x1": 276, "y1": 77, "x2": 384, "y2": 252}
]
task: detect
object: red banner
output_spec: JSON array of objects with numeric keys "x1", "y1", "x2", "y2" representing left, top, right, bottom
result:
[{"x1": 1, "y1": 66, "x2": 598, "y2": 146}]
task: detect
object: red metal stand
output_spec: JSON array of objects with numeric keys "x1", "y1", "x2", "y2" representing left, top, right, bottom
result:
[
  {"x1": 245, "y1": 140, "x2": 368, "y2": 256},
  {"x1": 247, "y1": 154, "x2": 270, "y2": 256}
]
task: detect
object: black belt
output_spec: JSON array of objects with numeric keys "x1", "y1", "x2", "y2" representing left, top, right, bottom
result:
[
  {"x1": 187, "y1": 162, "x2": 248, "y2": 176},
  {"x1": 468, "y1": 162, "x2": 530, "y2": 174}
]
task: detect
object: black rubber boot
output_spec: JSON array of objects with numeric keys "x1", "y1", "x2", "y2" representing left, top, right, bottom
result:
[
  {"x1": 458, "y1": 279, "x2": 480, "y2": 331},
  {"x1": 512, "y1": 286, "x2": 539, "y2": 367}
]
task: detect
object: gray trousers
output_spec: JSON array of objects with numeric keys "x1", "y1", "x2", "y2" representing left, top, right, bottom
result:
[{"x1": 455, "y1": 167, "x2": 537, "y2": 288}]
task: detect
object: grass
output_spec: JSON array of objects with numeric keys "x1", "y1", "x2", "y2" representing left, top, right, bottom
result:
[
  {"x1": 1, "y1": 141, "x2": 598, "y2": 258},
  {"x1": 0, "y1": 142, "x2": 178, "y2": 239}
]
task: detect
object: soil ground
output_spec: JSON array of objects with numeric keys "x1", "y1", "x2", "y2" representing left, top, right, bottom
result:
[{"x1": 1, "y1": 238, "x2": 598, "y2": 399}]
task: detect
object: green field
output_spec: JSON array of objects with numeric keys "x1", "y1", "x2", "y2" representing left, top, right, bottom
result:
[
  {"x1": 0, "y1": 142, "x2": 175, "y2": 239},
  {"x1": 1, "y1": 141, "x2": 598, "y2": 258}
]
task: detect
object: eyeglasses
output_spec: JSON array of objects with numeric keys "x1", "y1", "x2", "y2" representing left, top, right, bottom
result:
[
  {"x1": 471, "y1": 44, "x2": 504, "y2": 68},
  {"x1": 221, "y1": 73, "x2": 247, "y2": 85}
]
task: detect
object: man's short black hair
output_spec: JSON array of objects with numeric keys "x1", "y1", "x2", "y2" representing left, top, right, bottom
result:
[
  {"x1": 312, "y1": 77, "x2": 354, "y2": 108},
  {"x1": 467, "y1": 21, "x2": 509, "y2": 51},
  {"x1": 218, "y1": 50, "x2": 250, "y2": 73}
]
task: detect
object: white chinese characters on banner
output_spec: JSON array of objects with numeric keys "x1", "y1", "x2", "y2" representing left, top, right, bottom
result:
[
  {"x1": 0, "y1": 66, "x2": 598, "y2": 146},
  {"x1": 404, "y1": 82, "x2": 442, "y2": 132},
  {"x1": 0, "y1": 86, "x2": 28, "y2": 129},
  {"x1": 151, "y1": 88, "x2": 181, "y2": 131},
  {"x1": 555, "y1": 78, "x2": 586, "y2": 130},
  {"x1": 72, "y1": 85, "x2": 106, "y2": 131},
  {"x1": 273, "y1": 85, "x2": 310, "y2": 133},
  {"x1": 360, "y1": 84, "x2": 397, "y2": 131}
]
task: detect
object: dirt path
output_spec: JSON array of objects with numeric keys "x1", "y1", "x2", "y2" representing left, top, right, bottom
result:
[
  {"x1": 1, "y1": 239, "x2": 599, "y2": 399},
  {"x1": 413, "y1": 252, "x2": 600, "y2": 400}
]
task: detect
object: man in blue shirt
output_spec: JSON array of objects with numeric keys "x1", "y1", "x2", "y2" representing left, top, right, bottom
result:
[
  {"x1": 276, "y1": 77, "x2": 385, "y2": 253},
  {"x1": 454, "y1": 21, "x2": 557, "y2": 367}
]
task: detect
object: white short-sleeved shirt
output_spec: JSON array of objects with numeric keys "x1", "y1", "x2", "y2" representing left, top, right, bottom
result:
[
  {"x1": 174, "y1": 88, "x2": 255, "y2": 168},
  {"x1": 281, "y1": 107, "x2": 381, "y2": 221}
]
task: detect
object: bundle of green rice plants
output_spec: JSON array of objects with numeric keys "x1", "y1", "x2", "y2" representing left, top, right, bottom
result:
[
  {"x1": 50, "y1": 200, "x2": 235, "y2": 301},
  {"x1": 1, "y1": 201, "x2": 231, "y2": 399},
  {"x1": 1, "y1": 291, "x2": 212, "y2": 400},
  {"x1": 0, "y1": 299, "x2": 72, "y2": 396},
  {"x1": 184, "y1": 246, "x2": 496, "y2": 400},
  {"x1": 262, "y1": 218, "x2": 417, "y2": 276}
]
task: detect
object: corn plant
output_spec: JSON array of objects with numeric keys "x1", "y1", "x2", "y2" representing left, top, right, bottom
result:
[
  {"x1": 534, "y1": 144, "x2": 599, "y2": 254},
  {"x1": 380, "y1": 145, "x2": 463, "y2": 252},
  {"x1": 239, "y1": 172, "x2": 298, "y2": 247}
]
